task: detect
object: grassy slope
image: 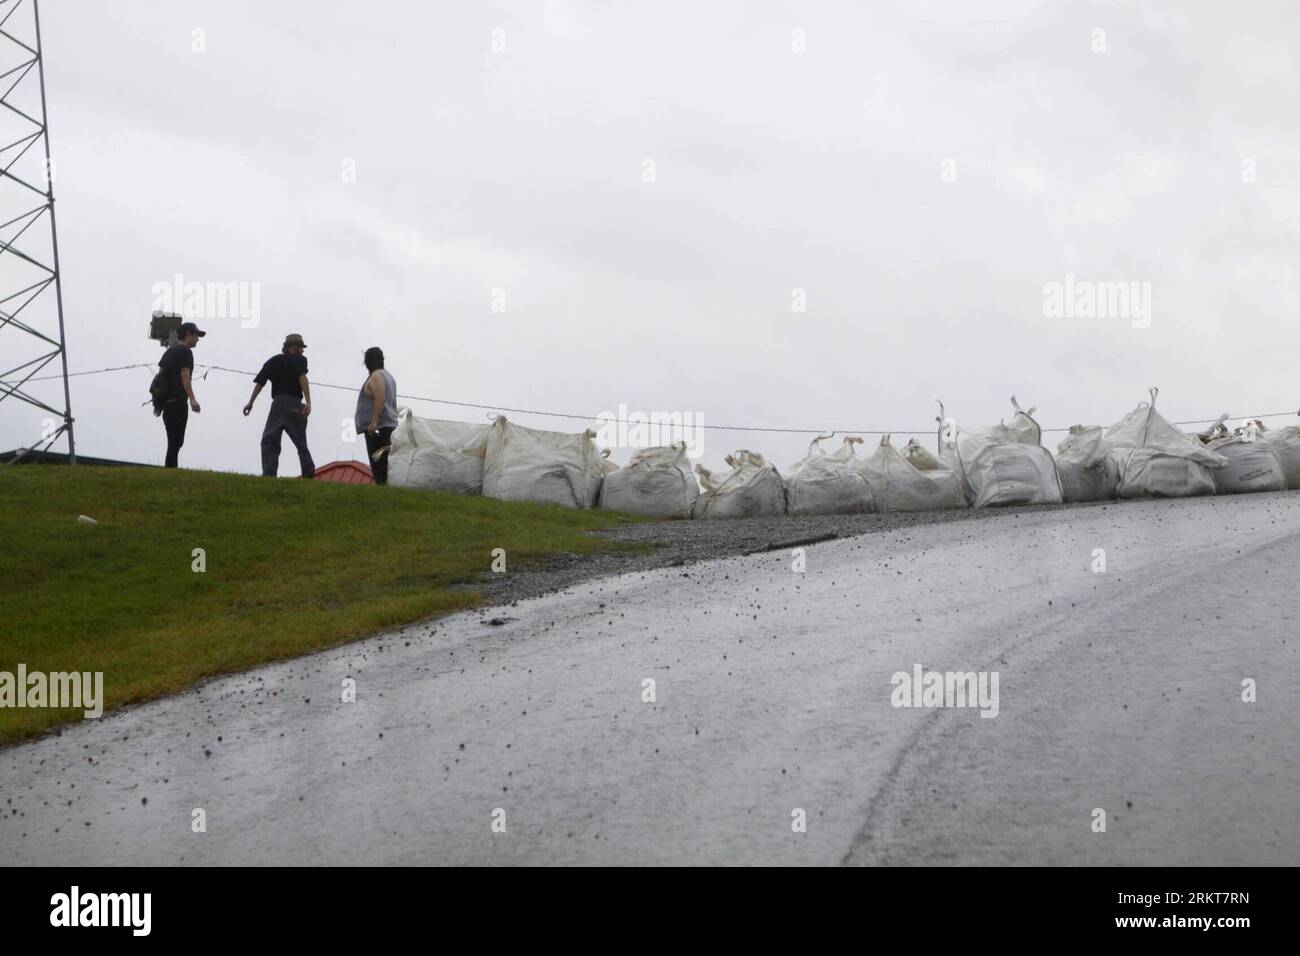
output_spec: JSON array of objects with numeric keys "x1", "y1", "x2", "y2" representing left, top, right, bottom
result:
[{"x1": 0, "y1": 466, "x2": 642, "y2": 745}]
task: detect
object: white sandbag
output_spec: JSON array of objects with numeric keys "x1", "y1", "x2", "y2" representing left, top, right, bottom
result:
[
  {"x1": 1262, "y1": 426, "x2": 1300, "y2": 489},
  {"x1": 1104, "y1": 389, "x2": 1224, "y2": 498},
  {"x1": 857, "y1": 435, "x2": 965, "y2": 512},
  {"x1": 1207, "y1": 436, "x2": 1285, "y2": 494},
  {"x1": 387, "y1": 407, "x2": 491, "y2": 493},
  {"x1": 691, "y1": 450, "x2": 786, "y2": 519},
  {"x1": 960, "y1": 441, "x2": 1063, "y2": 508},
  {"x1": 954, "y1": 398, "x2": 1063, "y2": 508},
  {"x1": 598, "y1": 442, "x2": 698, "y2": 517},
  {"x1": 782, "y1": 436, "x2": 873, "y2": 515},
  {"x1": 1054, "y1": 425, "x2": 1119, "y2": 502},
  {"x1": 481, "y1": 415, "x2": 604, "y2": 508},
  {"x1": 1113, "y1": 448, "x2": 1218, "y2": 498}
]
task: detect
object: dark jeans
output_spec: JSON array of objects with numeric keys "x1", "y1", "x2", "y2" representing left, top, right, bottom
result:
[
  {"x1": 364, "y1": 426, "x2": 395, "y2": 485},
  {"x1": 162, "y1": 400, "x2": 188, "y2": 468},
  {"x1": 261, "y1": 395, "x2": 316, "y2": 477}
]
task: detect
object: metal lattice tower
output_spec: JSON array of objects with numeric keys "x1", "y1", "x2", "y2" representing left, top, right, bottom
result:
[{"x1": 0, "y1": 0, "x2": 73, "y2": 463}]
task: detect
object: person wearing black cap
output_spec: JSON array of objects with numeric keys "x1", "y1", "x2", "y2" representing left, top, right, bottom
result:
[
  {"x1": 156, "y1": 321, "x2": 204, "y2": 467},
  {"x1": 243, "y1": 332, "x2": 316, "y2": 478}
]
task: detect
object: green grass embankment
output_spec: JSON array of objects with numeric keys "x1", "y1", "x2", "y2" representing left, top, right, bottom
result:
[{"x1": 0, "y1": 466, "x2": 642, "y2": 745}]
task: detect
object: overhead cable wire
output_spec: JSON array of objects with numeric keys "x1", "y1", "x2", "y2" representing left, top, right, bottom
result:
[{"x1": 19, "y1": 361, "x2": 1300, "y2": 435}]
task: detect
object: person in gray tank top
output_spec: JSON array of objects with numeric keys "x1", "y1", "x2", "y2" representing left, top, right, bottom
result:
[{"x1": 355, "y1": 347, "x2": 399, "y2": 484}]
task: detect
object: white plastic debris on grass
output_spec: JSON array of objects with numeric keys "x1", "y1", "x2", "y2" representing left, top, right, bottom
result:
[
  {"x1": 782, "y1": 436, "x2": 874, "y2": 515},
  {"x1": 1054, "y1": 425, "x2": 1120, "y2": 502},
  {"x1": 482, "y1": 415, "x2": 606, "y2": 509},
  {"x1": 386, "y1": 407, "x2": 491, "y2": 493},
  {"x1": 1104, "y1": 389, "x2": 1224, "y2": 498},
  {"x1": 598, "y1": 442, "x2": 698, "y2": 517},
  {"x1": 691, "y1": 450, "x2": 786, "y2": 518},
  {"x1": 857, "y1": 435, "x2": 965, "y2": 512},
  {"x1": 954, "y1": 398, "x2": 1063, "y2": 508}
]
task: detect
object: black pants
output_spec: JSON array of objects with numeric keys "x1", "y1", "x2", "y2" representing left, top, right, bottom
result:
[
  {"x1": 162, "y1": 400, "x2": 188, "y2": 468},
  {"x1": 364, "y1": 427, "x2": 395, "y2": 485}
]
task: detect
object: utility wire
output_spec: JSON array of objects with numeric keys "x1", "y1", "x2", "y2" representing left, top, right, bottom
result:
[
  {"x1": 19, "y1": 361, "x2": 1300, "y2": 435},
  {"x1": 26, "y1": 362, "x2": 156, "y2": 379}
]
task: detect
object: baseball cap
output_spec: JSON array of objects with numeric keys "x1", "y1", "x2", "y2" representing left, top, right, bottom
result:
[
  {"x1": 177, "y1": 322, "x2": 206, "y2": 338},
  {"x1": 284, "y1": 333, "x2": 307, "y2": 349}
]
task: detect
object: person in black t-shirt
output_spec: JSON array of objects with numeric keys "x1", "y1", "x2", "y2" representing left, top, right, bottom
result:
[
  {"x1": 157, "y1": 322, "x2": 205, "y2": 467},
  {"x1": 242, "y1": 332, "x2": 316, "y2": 478}
]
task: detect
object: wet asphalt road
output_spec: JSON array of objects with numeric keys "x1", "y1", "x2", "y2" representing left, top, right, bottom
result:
[{"x1": 2, "y1": 493, "x2": 1298, "y2": 865}]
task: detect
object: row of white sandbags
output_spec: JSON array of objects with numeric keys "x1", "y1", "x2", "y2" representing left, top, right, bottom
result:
[
  {"x1": 384, "y1": 408, "x2": 970, "y2": 517},
  {"x1": 628, "y1": 423, "x2": 1041, "y2": 518},
  {"x1": 1053, "y1": 388, "x2": 1300, "y2": 501},
  {"x1": 949, "y1": 391, "x2": 1296, "y2": 505},
  {"x1": 385, "y1": 397, "x2": 1300, "y2": 518},
  {"x1": 383, "y1": 403, "x2": 1057, "y2": 516},
  {"x1": 1059, "y1": 424, "x2": 1298, "y2": 500},
  {"x1": 386, "y1": 413, "x2": 611, "y2": 507},
  {"x1": 1055, "y1": 389, "x2": 1223, "y2": 500},
  {"x1": 604, "y1": 437, "x2": 968, "y2": 518},
  {"x1": 630, "y1": 391, "x2": 1300, "y2": 515},
  {"x1": 387, "y1": 411, "x2": 701, "y2": 512},
  {"x1": 620, "y1": 438, "x2": 964, "y2": 519},
  {"x1": 718, "y1": 437, "x2": 969, "y2": 517}
]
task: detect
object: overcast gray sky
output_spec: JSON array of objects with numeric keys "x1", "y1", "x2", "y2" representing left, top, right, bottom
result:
[{"x1": 4, "y1": 0, "x2": 1300, "y2": 474}]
